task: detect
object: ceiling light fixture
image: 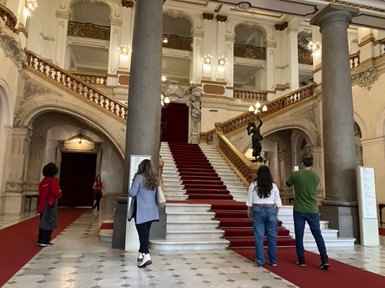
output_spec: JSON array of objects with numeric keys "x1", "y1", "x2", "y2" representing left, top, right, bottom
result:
[
  {"x1": 24, "y1": 0, "x2": 38, "y2": 16},
  {"x1": 308, "y1": 41, "x2": 321, "y2": 57}
]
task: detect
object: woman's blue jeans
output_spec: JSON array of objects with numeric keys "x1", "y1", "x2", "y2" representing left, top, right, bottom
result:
[
  {"x1": 251, "y1": 206, "x2": 278, "y2": 266},
  {"x1": 293, "y1": 211, "x2": 328, "y2": 260}
]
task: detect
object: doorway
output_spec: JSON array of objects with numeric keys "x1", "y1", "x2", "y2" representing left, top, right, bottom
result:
[
  {"x1": 59, "y1": 152, "x2": 97, "y2": 207},
  {"x1": 161, "y1": 102, "x2": 189, "y2": 142}
]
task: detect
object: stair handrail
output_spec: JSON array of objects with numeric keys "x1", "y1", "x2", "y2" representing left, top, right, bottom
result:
[
  {"x1": 25, "y1": 50, "x2": 128, "y2": 120},
  {"x1": 200, "y1": 82, "x2": 316, "y2": 143},
  {"x1": 215, "y1": 132, "x2": 259, "y2": 185}
]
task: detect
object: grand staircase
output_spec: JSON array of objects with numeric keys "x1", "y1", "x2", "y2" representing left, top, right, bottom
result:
[
  {"x1": 149, "y1": 142, "x2": 355, "y2": 250},
  {"x1": 150, "y1": 142, "x2": 295, "y2": 250}
]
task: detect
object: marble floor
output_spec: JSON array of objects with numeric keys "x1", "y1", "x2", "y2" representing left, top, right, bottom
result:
[{"x1": 1, "y1": 209, "x2": 385, "y2": 288}]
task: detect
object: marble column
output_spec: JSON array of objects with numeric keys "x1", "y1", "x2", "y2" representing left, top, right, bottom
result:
[
  {"x1": 113, "y1": 0, "x2": 165, "y2": 249},
  {"x1": 310, "y1": 4, "x2": 360, "y2": 240}
]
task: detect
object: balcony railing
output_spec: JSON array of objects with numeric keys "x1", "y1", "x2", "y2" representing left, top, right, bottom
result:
[
  {"x1": 233, "y1": 88, "x2": 267, "y2": 101},
  {"x1": 162, "y1": 34, "x2": 192, "y2": 51},
  {"x1": 298, "y1": 51, "x2": 313, "y2": 65},
  {"x1": 0, "y1": 3, "x2": 18, "y2": 34},
  {"x1": 25, "y1": 50, "x2": 127, "y2": 120},
  {"x1": 200, "y1": 83, "x2": 316, "y2": 143},
  {"x1": 69, "y1": 71, "x2": 107, "y2": 86},
  {"x1": 234, "y1": 44, "x2": 266, "y2": 60},
  {"x1": 68, "y1": 21, "x2": 110, "y2": 41},
  {"x1": 350, "y1": 51, "x2": 360, "y2": 68}
]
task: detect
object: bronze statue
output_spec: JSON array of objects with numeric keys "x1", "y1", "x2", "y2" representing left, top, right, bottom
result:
[{"x1": 247, "y1": 115, "x2": 263, "y2": 162}]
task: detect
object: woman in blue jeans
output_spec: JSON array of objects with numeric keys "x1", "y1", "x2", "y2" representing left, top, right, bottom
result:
[{"x1": 246, "y1": 165, "x2": 282, "y2": 267}]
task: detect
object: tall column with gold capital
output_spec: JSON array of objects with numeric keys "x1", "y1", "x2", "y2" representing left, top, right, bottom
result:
[
  {"x1": 310, "y1": 4, "x2": 359, "y2": 240},
  {"x1": 112, "y1": 0, "x2": 165, "y2": 250}
]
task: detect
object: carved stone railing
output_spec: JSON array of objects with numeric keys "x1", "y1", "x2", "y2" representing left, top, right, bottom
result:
[
  {"x1": 233, "y1": 88, "x2": 267, "y2": 101},
  {"x1": 0, "y1": 3, "x2": 18, "y2": 34},
  {"x1": 217, "y1": 133, "x2": 259, "y2": 185},
  {"x1": 25, "y1": 50, "x2": 127, "y2": 120},
  {"x1": 69, "y1": 71, "x2": 107, "y2": 86},
  {"x1": 68, "y1": 21, "x2": 110, "y2": 41},
  {"x1": 298, "y1": 51, "x2": 313, "y2": 65},
  {"x1": 162, "y1": 34, "x2": 192, "y2": 51},
  {"x1": 350, "y1": 51, "x2": 360, "y2": 68},
  {"x1": 234, "y1": 44, "x2": 266, "y2": 60},
  {"x1": 200, "y1": 83, "x2": 316, "y2": 143}
]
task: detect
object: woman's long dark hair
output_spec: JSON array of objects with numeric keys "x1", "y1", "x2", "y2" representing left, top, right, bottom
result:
[
  {"x1": 134, "y1": 159, "x2": 158, "y2": 190},
  {"x1": 254, "y1": 165, "x2": 273, "y2": 198}
]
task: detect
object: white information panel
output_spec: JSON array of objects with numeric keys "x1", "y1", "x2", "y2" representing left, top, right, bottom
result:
[
  {"x1": 125, "y1": 155, "x2": 151, "y2": 251},
  {"x1": 356, "y1": 166, "x2": 379, "y2": 246},
  {"x1": 357, "y1": 166, "x2": 377, "y2": 218}
]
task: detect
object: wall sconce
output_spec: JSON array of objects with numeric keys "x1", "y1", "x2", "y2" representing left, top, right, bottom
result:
[
  {"x1": 217, "y1": 55, "x2": 228, "y2": 71},
  {"x1": 202, "y1": 55, "x2": 213, "y2": 70},
  {"x1": 24, "y1": 0, "x2": 38, "y2": 16},
  {"x1": 118, "y1": 45, "x2": 131, "y2": 58},
  {"x1": 249, "y1": 101, "x2": 267, "y2": 114},
  {"x1": 161, "y1": 75, "x2": 167, "y2": 82},
  {"x1": 162, "y1": 36, "x2": 168, "y2": 44},
  {"x1": 308, "y1": 41, "x2": 321, "y2": 57},
  {"x1": 161, "y1": 94, "x2": 171, "y2": 108}
]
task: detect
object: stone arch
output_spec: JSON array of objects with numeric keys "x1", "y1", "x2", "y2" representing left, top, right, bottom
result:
[{"x1": 15, "y1": 99, "x2": 126, "y2": 158}]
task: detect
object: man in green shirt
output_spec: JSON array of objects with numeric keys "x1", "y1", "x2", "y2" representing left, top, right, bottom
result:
[{"x1": 286, "y1": 155, "x2": 329, "y2": 270}]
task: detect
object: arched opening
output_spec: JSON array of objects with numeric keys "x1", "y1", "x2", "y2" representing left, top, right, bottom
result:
[{"x1": 67, "y1": 1, "x2": 111, "y2": 73}]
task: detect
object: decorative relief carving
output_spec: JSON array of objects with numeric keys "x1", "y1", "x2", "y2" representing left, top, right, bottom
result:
[
  {"x1": 295, "y1": 103, "x2": 317, "y2": 123},
  {"x1": 186, "y1": 85, "x2": 202, "y2": 124},
  {"x1": 167, "y1": 9, "x2": 184, "y2": 18},
  {"x1": 294, "y1": 103, "x2": 322, "y2": 147},
  {"x1": 162, "y1": 80, "x2": 186, "y2": 98},
  {"x1": 351, "y1": 67, "x2": 378, "y2": 91},
  {"x1": 22, "y1": 74, "x2": 52, "y2": 102},
  {"x1": 0, "y1": 26, "x2": 27, "y2": 71},
  {"x1": 324, "y1": 0, "x2": 385, "y2": 13},
  {"x1": 277, "y1": 143, "x2": 285, "y2": 161}
]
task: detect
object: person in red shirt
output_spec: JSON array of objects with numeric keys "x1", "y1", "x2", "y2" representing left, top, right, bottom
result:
[
  {"x1": 92, "y1": 175, "x2": 103, "y2": 212},
  {"x1": 36, "y1": 162, "x2": 62, "y2": 247}
]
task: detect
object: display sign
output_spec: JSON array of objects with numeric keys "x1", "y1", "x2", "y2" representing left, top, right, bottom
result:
[
  {"x1": 357, "y1": 166, "x2": 377, "y2": 219},
  {"x1": 129, "y1": 155, "x2": 152, "y2": 188}
]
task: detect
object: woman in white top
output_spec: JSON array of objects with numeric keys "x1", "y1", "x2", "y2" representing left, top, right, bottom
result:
[{"x1": 246, "y1": 165, "x2": 282, "y2": 267}]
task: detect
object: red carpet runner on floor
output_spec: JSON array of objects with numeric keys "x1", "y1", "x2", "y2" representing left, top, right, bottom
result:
[
  {"x1": 232, "y1": 247, "x2": 385, "y2": 288},
  {"x1": 168, "y1": 142, "x2": 295, "y2": 248},
  {"x1": 0, "y1": 208, "x2": 87, "y2": 287}
]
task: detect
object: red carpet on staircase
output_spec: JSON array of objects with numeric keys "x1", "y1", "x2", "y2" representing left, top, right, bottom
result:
[
  {"x1": 232, "y1": 247, "x2": 385, "y2": 288},
  {"x1": 0, "y1": 208, "x2": 87, "y2": 287},
  {"x1": 168, "y1": 142, "x2": 295, "y2": 248}
]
